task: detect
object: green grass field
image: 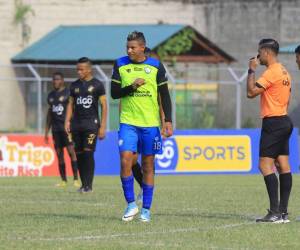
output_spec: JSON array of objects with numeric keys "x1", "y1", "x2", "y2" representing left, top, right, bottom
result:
[{"x1": 1, "y1": 175, "x2": 300, "y2": 249}]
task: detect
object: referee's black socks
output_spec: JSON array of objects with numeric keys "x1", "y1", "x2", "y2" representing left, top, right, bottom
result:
[
  {"x1": 58, "y1": 163, "x2": 67, "y2": 182},
  {"x1": 264, "y1": 173, "x2": 279, "y2": 213},
  {"x1": 71, "y1": 161, "x2": 79, "y2": 180},
  {"x1": 279, "y1": 172, "x2": 292, "y2": 213}
]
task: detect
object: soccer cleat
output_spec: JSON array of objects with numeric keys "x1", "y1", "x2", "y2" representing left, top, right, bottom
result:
[
  {"x1": 140, "y1": 208, "x2": 151, "y2": 222},
  {"x1": 73, "y1": 180, "x2": 81, "y2": 188},
  {"x1": 282, "y1": 212, "x2": 290, "y2": 223},
  {"x1": 77, "y1": 186, "x2": 84, "y2": 193},
  {"x1": 122, "y1": 202, "x2": 139, "y2": 222},
  {"x1": 81, "y1": 187, "x2": 93, "y2": 194},
  {"x1": 256, "y1": 209, "x2": 283, "y2": 223},
  {"x1": 55, "y1": 181, "x2": 67, "y2": 187},
  {"x1": 136, "y1": 188, "x2": 143, "y2": 205}
]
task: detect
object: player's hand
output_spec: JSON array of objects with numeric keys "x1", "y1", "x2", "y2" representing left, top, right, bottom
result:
[
  {"x1": 133, "y1": 78, "x2": 145, "y2": 89},
  {"x1": 249, "y1": 55, "x2": 259, "y2": 70},
  {"x1": 65, "y1": 121, "x2": 71, "y2": 134},
  {"x1": 44, "y1": 135, "x2": 49, "y2": 144},
  {"x1": 98, "y1": 127, "x2": 106, "y2": 140},
  {"x1": 161, "y1": 122, "x2": 173, "y2": 138}
]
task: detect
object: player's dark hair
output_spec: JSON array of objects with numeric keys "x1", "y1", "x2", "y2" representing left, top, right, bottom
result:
[
  {"x1": 295, "y1": 45, "x2": 300, "y2": 54},
  {"x1": 127, "y1": 31, "x2": 146, "y2": 45},
  {"x1": 77, "y1": 57, "x2": 92, "y2": 65},
  {"x1": 259, "y1": 39, "x2": 279, "y2": 55},
  {"x1": 53, "y1": 72, "x2": 64, "y2": 79}
]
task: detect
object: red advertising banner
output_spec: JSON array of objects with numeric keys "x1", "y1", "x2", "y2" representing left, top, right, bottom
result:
[{"x1": 0, "y1": 134, "x2": 72, "y2": 177}]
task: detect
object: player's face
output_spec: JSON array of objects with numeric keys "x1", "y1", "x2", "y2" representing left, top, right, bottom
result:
[
  {"x1": 52, "y1": 75, "x2": 64, "y2": 90},
  {"x1": 127, "y1": 40, "x2": 145, "y2": 61},
  {"x1": 296, "y1": 53, "x2": 300, "y2": 70},
  {"x1": 258, "y1": 47, "x2": 268, "y2": 65},
  {"x1": 77, "y1": 62, "x2": 92, "y2": 80}
]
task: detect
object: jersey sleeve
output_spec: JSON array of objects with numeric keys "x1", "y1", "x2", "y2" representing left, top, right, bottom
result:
[
  {"x1": 111, "y1": 61, "x2": 121, "y2": 84},
  {"x1": 156, "y1": 62, "x2": 168, "y2": 86},
  {"x1": 69, "y1": 83, "x2": 76, "y2": 98},
  {"x1": 257, "y1": 69, "x2": 273, "y2": 89},
  {"x1": 96, "y1": 81, "x2": 106, "y2": 97}
]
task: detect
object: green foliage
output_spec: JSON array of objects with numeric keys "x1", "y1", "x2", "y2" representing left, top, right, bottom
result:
[
  {"x1": 14, "y1": 0, "x2": 35, "y2": 46},
  {"x1": 157, "y1": 28, "x2": 196, "y2": 62}
]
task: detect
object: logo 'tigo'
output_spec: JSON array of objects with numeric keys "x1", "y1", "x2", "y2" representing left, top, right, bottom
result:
[
  {"x1": 155, "y1": 138, "x2": 178, "y2": 171},
  {"x1": 76, "y1": 95, "x2": 93, "y2": 109}
]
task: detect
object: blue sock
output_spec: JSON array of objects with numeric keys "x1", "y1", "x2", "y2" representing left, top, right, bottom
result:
[
  {"x1": 121, "y1": 175, "x2": 135, "y2": 204},
  {"x1": 142, "y1": 183, "x2": 154, "y2": 209}
]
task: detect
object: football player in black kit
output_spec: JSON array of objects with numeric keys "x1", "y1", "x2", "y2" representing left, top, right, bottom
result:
[
  {"x1": 45, "y1": 72, "x2": 80, "y2": 188},
  {"x1": 65, "y1": 57, "x2": 107, "y2": 193}
]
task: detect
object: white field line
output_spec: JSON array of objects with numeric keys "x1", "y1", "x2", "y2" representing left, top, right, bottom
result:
[{"x1": 13, "y1": 221, "x2": 255, "y2": 242}]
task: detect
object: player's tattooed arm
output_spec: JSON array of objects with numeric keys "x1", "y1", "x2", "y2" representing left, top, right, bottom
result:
[
  {"x1": 65, "y1": 96, "x2": 74, "y2": 134},
  {"x1": 98, "y1": 95, "x2": 107, "y2": 140},
  {"x1": 247, "y1": 56, "x2": 265, "y2": 98},
  {"x1": 44, "y1": 107, "x2": 52, "y2": 144}
]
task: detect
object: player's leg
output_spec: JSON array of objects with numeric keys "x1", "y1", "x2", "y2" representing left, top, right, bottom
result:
[
  {"x1": 72, "y1": 131, "x2": 85, "y2": 191},
  {"x1": 82, "y1": 131, "x2": 97, "y2": 193},
  {"x1": 66, "y1": 144, "x2": 80, "y2": 187},
  {"x1": 52, "y1": 132, "x2": 67, "y2": 187},
  {"x1": 132, "y1": 153, "x2": 143, "y2": 187},
  {"x1": 132, "y1": 153, "x2": 143, "y2": 204},
  {"x1": 63, "y1": 132, "x2": 80, "y2": 187},
  {"x1": 119, "y1": 124, "x2": 139, "y2": 221},
  {"x1": 54, "y1": 146, "x2": 67, "y2": 187},
  {"x1": 139, "y1": 127, "x2": 162, "y2": 222}
]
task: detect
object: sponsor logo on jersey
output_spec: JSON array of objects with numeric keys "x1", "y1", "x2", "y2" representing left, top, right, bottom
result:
[
  {"x1": 52, "y1": 104, "x2": 64, "y2": 115},
  {"x1": 59, "y1": 96, "x2": 65, "y2": 102},
  {"x1": 74, "y1": 88, "x2": 80, "y2": 93},
  {"x1": 76, "y1": 95, "x2": 93, "y2": 109}
]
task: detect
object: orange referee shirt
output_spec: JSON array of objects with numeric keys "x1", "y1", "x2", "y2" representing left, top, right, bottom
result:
[{"x1": 256, "y1": 63, "x2": 291, "y2": 118}]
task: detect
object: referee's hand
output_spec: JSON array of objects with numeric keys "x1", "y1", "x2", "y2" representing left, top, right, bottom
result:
[{"x1": 249, "y1": 55, "x2": 259, "y2": 70}]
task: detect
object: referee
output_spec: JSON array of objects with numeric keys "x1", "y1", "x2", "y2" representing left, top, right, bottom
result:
[
  {"x1": 247, "y1": 39, "x2": 293, "y2": 223},
  {"x1": 65, "y1": 57, "x2": 107, "y2": 193}
]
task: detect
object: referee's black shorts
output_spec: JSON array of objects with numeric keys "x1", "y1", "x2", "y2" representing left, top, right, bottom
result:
[
  {"x1": 259, "y1": 115, "x2": 293, "y2": 158},
  {"x1": 52, "y1": 131, "x2": 73, "y2": 149}
]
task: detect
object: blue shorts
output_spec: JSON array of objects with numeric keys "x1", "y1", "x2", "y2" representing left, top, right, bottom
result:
[{"x1": 118, "y1": 123, "x2": 162, "y2": 155}]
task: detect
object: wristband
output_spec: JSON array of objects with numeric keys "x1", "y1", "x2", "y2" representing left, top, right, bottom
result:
[{"x1": 248, "y1": 68, "x2": 255, "y2": 74}]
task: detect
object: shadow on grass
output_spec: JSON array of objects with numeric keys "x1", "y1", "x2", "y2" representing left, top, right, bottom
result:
[{"x1": 155, "y1": 212, "x2": 255, "y2": 221}]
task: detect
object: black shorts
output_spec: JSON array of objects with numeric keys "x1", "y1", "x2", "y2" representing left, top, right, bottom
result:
[
  {"x1": 259, "y1": 115, "x2": 293, "y2": 158},
  {"x1": 72, "y1": 130, "x2": 98, "y2": 152},
  {"x1": 52, "y1": 131, "x2": 73, "y2": 149}
]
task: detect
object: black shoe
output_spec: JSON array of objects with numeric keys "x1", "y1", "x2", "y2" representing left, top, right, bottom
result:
[
  {"x1": 82, "y1": 187, "x2": 93, "y2": 194},
  {"x1": 256, "y1": 209, "x2": 283, "y2": 223},
  {"x1": 77, "y1": 186, "x2": 84, "y2": 193},
  {"x1": 281, "y1": 212, "x2": 290, "y2": 223}
]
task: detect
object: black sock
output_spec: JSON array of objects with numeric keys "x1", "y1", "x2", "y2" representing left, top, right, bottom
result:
[
  {"x1": 132, "y1": 162, "x2": 143, "y2": 187},
  {"x1": 264, "y1": 173, "x2": 279, "y2": 213},
  {"x1": 279, "y1": 173, "x2": 292, "y2": 213},
  {"x1": 71, "y1": 161, "x2": 79, "y2": 180},
  {"x1": 84, "y1": 151, "x2": 94, "y2": 189},
  {"x1": 76, "y1": 153, "x2": 85, "y2": 188},
  {"x1": 58, "y1": 163, "x2": 67, "y2": 182}
]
